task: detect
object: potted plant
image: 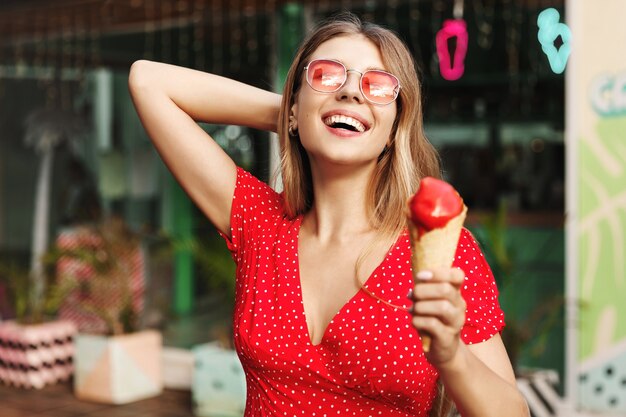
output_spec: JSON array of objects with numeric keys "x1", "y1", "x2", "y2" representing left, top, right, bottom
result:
[
  {"x1": 0, "y1": 259, "x2": 77, "y2": 389},
  {"x1": 0, "y1": 107, "x2": 87, "y2": 391},
  {"x1": 49, "y1": 216, "x2": 162, "y2": 404}
]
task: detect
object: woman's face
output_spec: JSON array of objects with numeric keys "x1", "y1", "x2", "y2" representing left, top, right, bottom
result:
[{"x1": 291, "y1": 34, "x2": 398, "y2": 170}]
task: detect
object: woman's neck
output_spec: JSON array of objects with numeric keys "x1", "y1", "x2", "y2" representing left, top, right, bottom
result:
[{"x1": 304, "y1": 161, "x2": 376, "y2": 243}]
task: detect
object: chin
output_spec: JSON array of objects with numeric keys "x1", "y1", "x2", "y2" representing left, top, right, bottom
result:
[{"x1": 309, "y1": 149, "x2": 381, "y2": 170}]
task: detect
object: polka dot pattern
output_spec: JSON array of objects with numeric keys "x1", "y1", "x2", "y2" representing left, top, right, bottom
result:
[{"x1": 219, "y1": 168, "x2": 505, "y2": 416}]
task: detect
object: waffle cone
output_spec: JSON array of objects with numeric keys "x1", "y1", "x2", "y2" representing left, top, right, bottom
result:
[
  {"x1": 408, "y1": 205, "x2": 467, "y2": 274},
  {"x1": 408, "y1": 205, "x2": 467, "y2": 352}
]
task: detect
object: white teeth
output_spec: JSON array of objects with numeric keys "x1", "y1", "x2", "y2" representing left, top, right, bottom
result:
[{"x1": 323, "y1": 115, "x2": 366, "y2": 133}]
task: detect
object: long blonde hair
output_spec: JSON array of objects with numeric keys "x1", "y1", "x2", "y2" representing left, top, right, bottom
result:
[
  {"x1": 277, "y1": 12, "x2": 441, "y2": 240},
  {"x1": 277, "y1": 14, "x2": 451, "y2": 417}
]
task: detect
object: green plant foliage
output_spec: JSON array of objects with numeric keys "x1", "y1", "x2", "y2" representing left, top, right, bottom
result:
[
  {"x1": 0, "y1": 258, "x2": 73, "y2": 324},
  {"x1": 152, "y1": 232, "x2": 236, "y2": 303},
  {"x1": 190, "y1": 236, "x2": 236, "y2": 297},
  {"x1": 45, "y1": 217, "x2": 143, "y2": 335}
]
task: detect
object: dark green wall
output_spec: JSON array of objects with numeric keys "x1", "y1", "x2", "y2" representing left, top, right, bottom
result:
[{"x1": 470, "y1": 224, "x2": 565, "y2": 387}]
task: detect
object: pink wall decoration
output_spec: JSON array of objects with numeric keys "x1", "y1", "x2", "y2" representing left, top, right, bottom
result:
[{"x1": 436, "y1": 19, "x2": 469, "y2": 81}]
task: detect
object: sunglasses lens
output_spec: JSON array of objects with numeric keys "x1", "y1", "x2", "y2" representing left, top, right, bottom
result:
[
  {"x1": 306, "y1": 60, "x2": 346, "y2": 92},
  {"x1": 361, "y1": 71, "x2": 399, "y2": 105},
  {"x1": 306, "y1": 59, "x2": 400, "y2": 105}
]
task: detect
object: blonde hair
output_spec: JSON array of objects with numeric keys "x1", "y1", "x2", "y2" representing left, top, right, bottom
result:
[
  {"x1": 277, "y1": 12, "x2": 441, "y2": 241},
  {"x1": 277, "y1": 14, "x2": 451, "y2": 417}
]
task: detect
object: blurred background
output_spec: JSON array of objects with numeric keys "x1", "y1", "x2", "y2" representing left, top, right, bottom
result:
[{"x1": 0, "y1": 1, "x2": 623, "y2": 417}]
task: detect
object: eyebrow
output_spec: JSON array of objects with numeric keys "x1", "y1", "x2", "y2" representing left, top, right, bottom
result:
[
  {"x1": 310, "y1": 58, "x2": 388, "y2": 73},
  {"x1": 363, "y1": 65, "x2": 387, "y2": 72}
]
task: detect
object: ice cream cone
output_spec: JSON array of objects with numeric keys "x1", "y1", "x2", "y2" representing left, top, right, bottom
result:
[{"x1": 408, "y1": 205, "x2": 467, "y2": 352}]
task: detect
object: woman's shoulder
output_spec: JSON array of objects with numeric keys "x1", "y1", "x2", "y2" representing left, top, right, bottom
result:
[
  {"x1": 237, "y1": 167, "x2": 282, "y2": 199},
  {"x1": 234, "y1": 167, "x2": 284, "y2": 210},
  {"x1": 456, "y1": 227, "x2": 486, "y2": 258},
  {"x1": 223, "y1": 167, "x2": 293, "y2": 256}
]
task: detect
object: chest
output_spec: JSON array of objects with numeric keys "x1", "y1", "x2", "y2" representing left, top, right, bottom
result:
[
  {"x1": 232, "y1": 223, "x2": 437, "y2": 386},
  {"x1": 297, "y1": 243, "x2": 363, "y2": 345},
  {"x1": 233, "y1": 240, "x2": 437, "y2": 412}
]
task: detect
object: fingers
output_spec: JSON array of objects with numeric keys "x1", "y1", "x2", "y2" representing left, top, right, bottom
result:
[
  {"x1": 410, "y1": 267, "x2": 465, "y2": 304},
  {"x1": 415, "y1": 267, "x2": 465, "y2": 287},
  {"x1": 410, "y1": 299, "x2": 466, "y2": 328},
  {"x1": 408, "y1": 267, "x2": 467, "y2": 350},
  {"x1": 411, "y1": 281, "x2": 463, "y2": 302},
  {"x1": 411, "y1": 315, "x2": 459, "y2": 340}
]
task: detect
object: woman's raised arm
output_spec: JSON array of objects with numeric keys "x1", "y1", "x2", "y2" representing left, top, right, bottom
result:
[{"x1": 128, "y1": 60, "x2": 281, "y2": 236}]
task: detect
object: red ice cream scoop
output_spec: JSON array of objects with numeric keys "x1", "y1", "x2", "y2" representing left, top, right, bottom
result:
[{"x1": 408, "y1": 177, "x2": 464, "y2": 236}]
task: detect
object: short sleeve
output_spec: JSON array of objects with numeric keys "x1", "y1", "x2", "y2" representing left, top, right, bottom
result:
[
  {"x1": 218, "y1": 167, "x2": 283, "y2": 263},
  {"x1": 454, "y1": 228, "x2": 506, "y2": 344}
]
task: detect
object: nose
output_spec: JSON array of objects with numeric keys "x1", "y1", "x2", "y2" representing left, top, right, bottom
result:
[{"x1": 335, "y1": 69, "x2": 364, "y2": 103}]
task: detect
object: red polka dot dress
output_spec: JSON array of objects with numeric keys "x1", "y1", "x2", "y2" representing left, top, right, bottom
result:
[{"x1": 219, "y1": 168, "x2": 505, "y2": 416}]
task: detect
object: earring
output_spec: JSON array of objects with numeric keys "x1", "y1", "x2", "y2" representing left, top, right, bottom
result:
[{"x1": 288, "y1": 115, "x2": 298, "y2": 137}]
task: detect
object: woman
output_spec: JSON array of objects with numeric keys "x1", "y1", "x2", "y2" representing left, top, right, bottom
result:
[{"x1": 129, "y1": 12, "x2": 529, "y2": 417}]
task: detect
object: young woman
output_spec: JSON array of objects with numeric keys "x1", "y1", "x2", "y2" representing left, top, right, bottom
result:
[{"x1": 129, "y1": 13, "x2": 529, "y2": 417}]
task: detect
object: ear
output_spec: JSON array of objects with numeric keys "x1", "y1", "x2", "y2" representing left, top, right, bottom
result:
[
  {"x1": 290, "y1": 102, "x2": 298, "y2": 119},
  {"x1": 289, "y1": 103, "x2": 299, "y2": 127},
  {"x1": 288, "y1": 103, "x2": 299, "y2": 137}
]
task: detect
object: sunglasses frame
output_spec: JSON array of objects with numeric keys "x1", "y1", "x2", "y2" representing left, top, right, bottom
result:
[{"x1": 304, "y1": 58, "x2": 401, "y2": 106}]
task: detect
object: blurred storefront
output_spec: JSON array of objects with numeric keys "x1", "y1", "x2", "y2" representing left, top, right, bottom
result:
[
  {"x1": 567, "y1": 0, "x2": 626, "y2": 414},
  {"x1": 0, "y1": 0, "x2": 571, "y2": 408}
]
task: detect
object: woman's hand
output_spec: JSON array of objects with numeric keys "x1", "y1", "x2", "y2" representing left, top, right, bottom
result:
[
  {"x1": 408, "y1": 267, "x2": 466, "y2": 366},
  {"x1": 408, "y1": 268, "x2": 529, "y2": 417}
]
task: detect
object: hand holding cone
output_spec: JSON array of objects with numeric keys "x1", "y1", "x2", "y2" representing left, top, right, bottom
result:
[{"x1": 407, "y1": 177, "x2": 467, "y2": 352}]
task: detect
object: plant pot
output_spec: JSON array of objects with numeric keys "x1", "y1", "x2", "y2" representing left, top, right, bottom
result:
[
  {"x1": 162, "y1": 346, "x2": 193, "y2": 390},
  {"x1": 0, "y1": 319, "x2": 76, "y2": 389},
  {"x1": 192, "y1": 343, "x2": 246, "y2": 417},
  {"x1": 74, "y1": 329, "x2": 162, "y2": 404}
]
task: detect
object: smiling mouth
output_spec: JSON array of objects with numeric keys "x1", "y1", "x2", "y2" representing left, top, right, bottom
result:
[{"x1": 323, "y1": 115, "x2": 367, "y2": 133}]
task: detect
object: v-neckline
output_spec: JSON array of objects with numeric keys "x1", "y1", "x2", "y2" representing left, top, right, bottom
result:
[{"x1": 293, "y1": 216, "x2": 399, "y2": 347}]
